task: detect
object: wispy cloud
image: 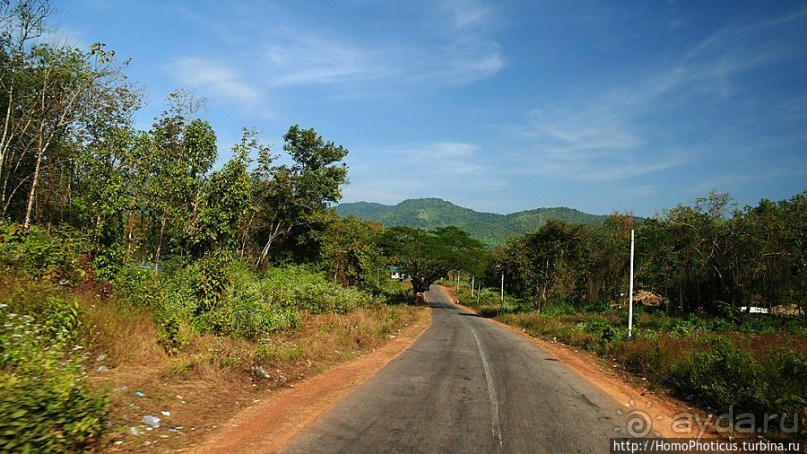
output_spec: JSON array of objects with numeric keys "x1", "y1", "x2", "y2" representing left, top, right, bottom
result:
[
  {"x1": 166, "y1": 57, "x2": 264, "y2": 106},
  {"x1": 260, "y1": 29, "x2": 502, "y2": 90},
  {"x1": 440, "y1": 0, "x2": 493, "y2": 30},
  {"x1": 181, "y1": 1, "x2": 506, "y2": 93},
  {"x1": 514, "y1": 6, "x2": 807, "y2": 183},
  {"x1": 398, "y1": 141, "x2": 485, "y2": 175},
  {"x1": 264, "y1": 30, "x2": 388, "y2": 86}
]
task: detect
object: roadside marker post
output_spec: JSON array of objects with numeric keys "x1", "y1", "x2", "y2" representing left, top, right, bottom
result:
[{"x1": 628, "y1": 229, "x2": 635, "y2": 338}]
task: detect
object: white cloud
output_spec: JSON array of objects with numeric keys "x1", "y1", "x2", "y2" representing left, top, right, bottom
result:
[
  {"x1": 441, "y1": 0, "x2": 493, "y2": 30},
  {"x1": 166, "y1": 57, "x2": 264, "y2": 105},
  {"x1": 513, "y1": 6, "x2": 807, "y2": 184},
  {"x1": 259, "y1": 29, "x2": 502, "y2": 89},
  {"x1": 264, "y1": 30, "x2": 386, "y2": 86}
]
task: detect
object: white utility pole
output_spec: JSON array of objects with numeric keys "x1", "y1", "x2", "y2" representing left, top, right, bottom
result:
[
  {"x1": 628, "y1": 229, "x2": 635, "y2": 338},
  {"x1": 471, "y1": 276, "x2": 475, "y2": 297},
  {"x1": 500, "y1": 271, "x2": 505, "y2": 310}
]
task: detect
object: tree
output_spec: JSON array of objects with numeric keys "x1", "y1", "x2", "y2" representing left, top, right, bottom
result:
[
  {"x1": 380, "y1": 226, "x2": 486, "y2": 296},
  {"x1": 252, "y1": 125, "x2": 348, "y2": 266},
  {"x1": 189, "y1": 131, "x2": 253, "y2": 255},
  {"x1": 302, "y1": 211, "x2": 384, "y2": 287},
  {"x1": 145, "y1": 90, "x2": 217, "y2": 266},
  {"x1": 1, "y1": 1, "x2": 139, "y2": 228}
]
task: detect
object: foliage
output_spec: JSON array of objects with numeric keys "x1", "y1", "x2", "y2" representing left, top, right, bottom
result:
[
  {"x1": 300, "y1": 211, "x2": 384, "y2": 289},
  {"x1": 251, "y1": 125, "x2": 349, "y2": 267},
  {"x1": 484, "y1": 192, "x2": 807, "y2": 317},
  {"x1": 260, "y1": 265, "x2": 369, "y2": 315},
  {"x1": 496, "y1": 305, "x2": 806, "y2": 434},
  {"x1": 380, "y1": 225, "x2": 487, "y2": 295},
  {"x1": 191, "y1": 249, "x2": 235, "y2": 314},
  {"x1": 0, "y1": 289, "x2": 106, "y2": 452},
  {"x1": 0, "y1": 221, "x2": 90, "y2": 283}
]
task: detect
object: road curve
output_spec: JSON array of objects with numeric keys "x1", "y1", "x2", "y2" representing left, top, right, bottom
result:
[{"x1": 282, "y1": 285, "x2": 625, "y2": 453}]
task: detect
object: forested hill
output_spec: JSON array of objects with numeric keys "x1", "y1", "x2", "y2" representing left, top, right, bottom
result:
[{"x1": 336, "y1": 198, "x2": 609, "y2": 247}]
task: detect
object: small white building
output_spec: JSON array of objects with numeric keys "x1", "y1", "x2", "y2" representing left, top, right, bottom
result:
[
  {"x1": 389, "y1": 266, "x2": 406, "y2": 279},
  {"x1": 740, "y1": 306, "x2": 769, "y2": 314}
]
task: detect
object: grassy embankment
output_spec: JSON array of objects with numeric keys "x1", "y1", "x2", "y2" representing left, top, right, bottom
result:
[
  {"x1": 0, "y1": 223, "x2": 421, "y2": 452},
  {"x1": 449, "y1": 283, "x2": 807, "y2": 439}
]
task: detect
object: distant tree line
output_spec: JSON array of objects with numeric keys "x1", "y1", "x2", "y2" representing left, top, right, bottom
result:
[{"x1": 487, "y1": 192, "x2": 807, "y2": 316}]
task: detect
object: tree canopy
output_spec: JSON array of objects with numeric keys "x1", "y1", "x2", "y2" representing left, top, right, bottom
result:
[{"x1": 381, "y1": 225, "x2": 486, "y2": 295}]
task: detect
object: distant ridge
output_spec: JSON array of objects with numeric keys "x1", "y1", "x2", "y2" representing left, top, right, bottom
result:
[{"x1": 336, "y1": 198, "x2": 610, "y2": 247}]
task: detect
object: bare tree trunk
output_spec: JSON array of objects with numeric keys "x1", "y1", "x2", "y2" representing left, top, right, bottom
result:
[
  {"x1": 255, "y1": 220, "x2": 286, "y2": 267},
  {"x1": 154, "y1": 217, "x2": 166, "y2": 270},
  {"x1": 125, "y1": 209, "x2": 135, "y2": 264},
  {"x1": 239, "y1": 211, "x2": 255, "y2": 259},
  {"x1": 22, "y1": 145, "x2": 45, "y2": 229}
]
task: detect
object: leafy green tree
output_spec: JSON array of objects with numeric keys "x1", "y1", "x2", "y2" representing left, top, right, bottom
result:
[
  {"x1": 146, "y1": 90, "x2": 217, "y2": 266},
  {"x1": 252, "y1": 125, "x2": 348, "y2": 266},
  {"x1": 381, "y1": 226, "x2": 486, "y2": 296},
  {"x1": 302, "y1": 211, "x2": 384, "y2": 287},
  {"x1": 583, "y1": 213, "x2": 633, "y2": 305},
  {"x1": 1, "y1": 1, "x2": 139, "y2": 230},
  {"x1": 189, "y1": 131, "x2": 254, "y2": 255},
  {"x1": 523, "y1": 220, "x2": 585, "y2": 310}
]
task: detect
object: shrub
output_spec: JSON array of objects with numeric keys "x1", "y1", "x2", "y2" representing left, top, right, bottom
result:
[
  {"x1": 0, "y1": 297, "x2": 106, "y2": 452},
  {"x1": 0, "y1": 222, "x2": 90, "y2": 284},
  {"x1": 580, "y1": 315, "x2": 622, "y2": 345},
  {"x1": 191, "y1": 250, "x2": 235, "y2": 314},
  {"x1": 189, "y1": 263, "x2": 303, "y2": 340},
  {"x1": 113, "y1": 265, "x2": 163, "y2": 307},
  {"x1": 262, "y1": 266, "x2": 369, "y2": 314},
  {"x1": 663, "y1": 335, "x2": 773, "y2": 416}
]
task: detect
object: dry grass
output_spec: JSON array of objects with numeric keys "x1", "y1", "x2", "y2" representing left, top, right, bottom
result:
[
  {"x1": 1, "y1": 274, "x2": 422, "y2": 452},
  {"x1": 88, "y1": 300, "x2": 419, "y2": 452},
  {"x1": 81, "y1": 297, "x2": 162, "y2": 367}
]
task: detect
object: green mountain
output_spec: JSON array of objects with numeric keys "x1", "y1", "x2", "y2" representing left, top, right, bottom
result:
[{"x1": 336, "y1": 198, "x2": 610, "y2": 247}]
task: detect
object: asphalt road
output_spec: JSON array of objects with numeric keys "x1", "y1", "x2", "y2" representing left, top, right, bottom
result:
[{"x1": 282, "y1": 285, "x2": 625, "y2": 453}]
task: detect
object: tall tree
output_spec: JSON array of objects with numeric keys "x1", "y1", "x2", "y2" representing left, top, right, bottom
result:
[
  {"x1": 253, "y1": 125, "x2": 348, "y2": 266},
  {"x1": 381, "y1": 226, "x2": 486, "y2": 296},
  {"x1": 1, "y1": 1, "x2": 138, "y2": 227},
  {"x1": 146, "y1": 90, "x2": 217, "y2": 266}
]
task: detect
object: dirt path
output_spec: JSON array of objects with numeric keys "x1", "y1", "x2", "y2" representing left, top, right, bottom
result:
[{"x1": 192, "y1": 305, "x2": 432, "y2": 453}]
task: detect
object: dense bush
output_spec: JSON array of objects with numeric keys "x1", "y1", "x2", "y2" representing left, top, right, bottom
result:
[
  {"x1": 0, "y1": 222, "x2": 90, "y2": 283},
  {"x1": 0, "y1": 292, "x2": 106, "y2": 452},
  {"x1": 133, "y1": 262, "x2": 365, "y2": 343},
  {"x1": 261, "y1": 266, "x2": 369, "y2": 314},
  {"x1": 495, "y1": 303, "x2": 807, "y2": 435},
  {"x1": 113, "y1": 265, "x2": 164, "y2": 307}
]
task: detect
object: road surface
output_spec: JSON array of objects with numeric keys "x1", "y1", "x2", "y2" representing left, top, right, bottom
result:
[{"x1": 282, "y1": 285, "x2": 625, "y2": 453}]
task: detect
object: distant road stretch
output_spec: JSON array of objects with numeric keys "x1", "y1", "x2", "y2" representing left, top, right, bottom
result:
[{"x1": 283, "y1": 285, "x2": 625, "y2": 453}]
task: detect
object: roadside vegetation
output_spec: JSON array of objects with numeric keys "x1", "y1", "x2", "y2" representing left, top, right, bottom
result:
[
  {"x1": 0, "y1": 222, "x2": 420, "y2": 451},
  {"x1": 454, "y1": 191, "x2": 807, "y2": 439},
  {"x1": 0, "y1": 2, "x2": 421, "y2": 451}
]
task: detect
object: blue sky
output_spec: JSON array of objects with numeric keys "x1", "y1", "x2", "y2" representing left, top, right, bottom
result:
[{"x1": 55, "y1": 0, "x2": 807, "y2": 217}]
